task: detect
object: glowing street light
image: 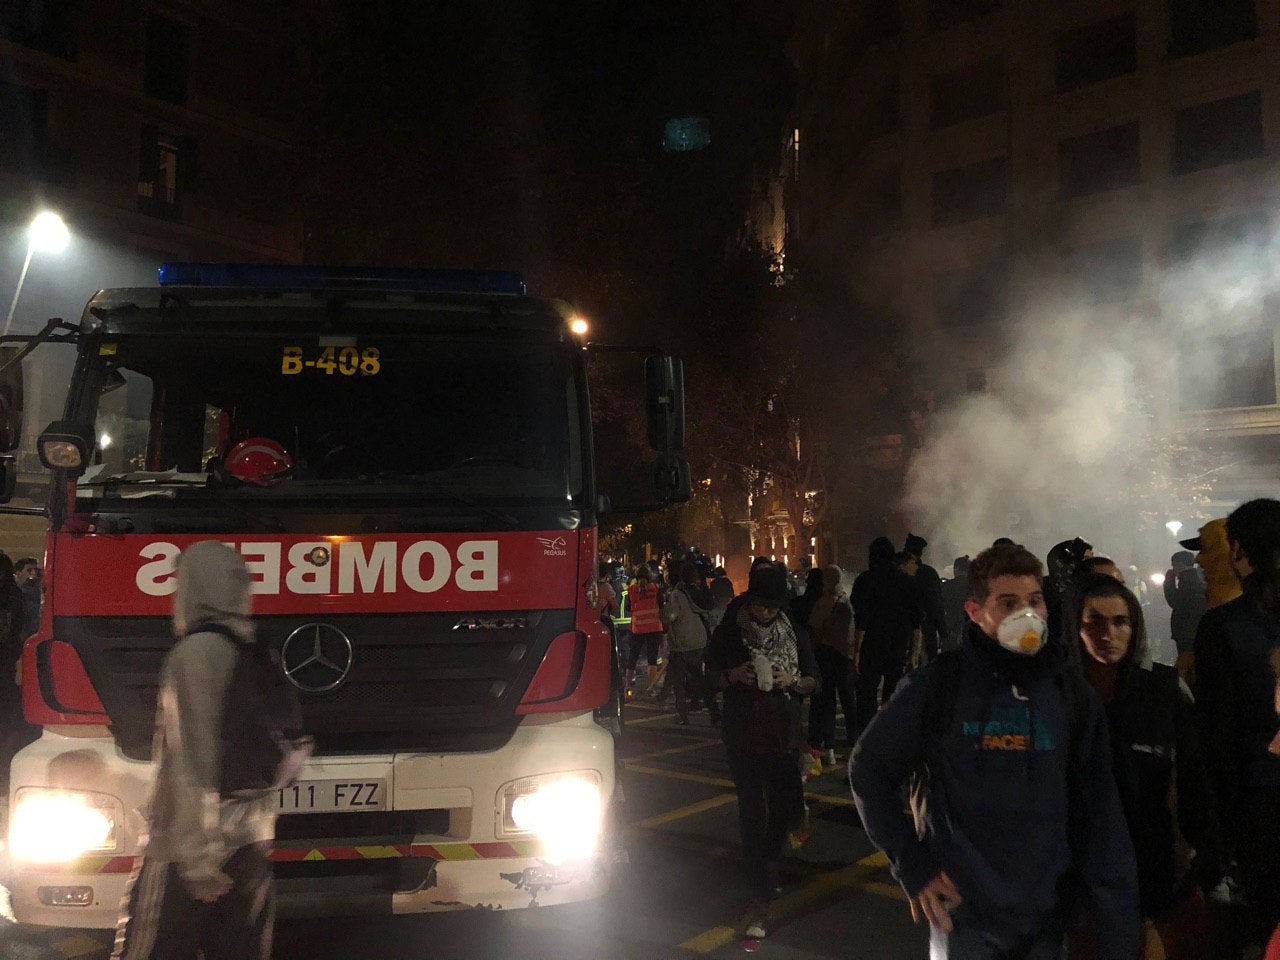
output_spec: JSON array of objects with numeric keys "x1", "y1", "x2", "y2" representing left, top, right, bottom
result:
[
  {"x1": 4, "y1": 211, "x2": 70, "y2": 337},
  {"x1": 568, "y1": 316, "x2": 589, "y2": 336},
  {"x1": 1165, "y1": 520, "x2": 1183, "y2": 538}
]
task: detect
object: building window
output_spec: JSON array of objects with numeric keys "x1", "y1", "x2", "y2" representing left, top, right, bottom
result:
[
  {"x1": 1168, "y1": 0, "x2": 1257, "y2": 58},
  {"x1": 937, "y1": 258, "x2": 1010, "y2": 328},
  {"x1": 144, "y1": 15, "x2": 190, "y2": 106},
  {"x1": 0, "y1": 0, "x2": 76, "y2": 59},
  {"x1": 1172, "y1": 91, "x2": 1265, "y2": 176},
  {"x1": 1170, "y1": 211, "x2": 1270, "y2": 263},
  {"x1": 1179, "y1": 329, "x2": 1276, "y2": 410},
  {"x1": 928, "y1": 0, "x2": 1005, "y2": 32},
  {"x1": 931, "y1": 58, "x2": 1005, "y2": 130},
  {"x1": 932, "y1": 156, "x2": 1007, "y2": 227},
  {"x1": 1058, "y1": 122, "x2": 1141, "y2": 200},
  {"x1": 1064, "y1": 236, "x2": 1143, "y2": 304},
  {"x1": 138, "y1": 126, "x2": 194, "y2": 220},
  {"x1": 1056, "y1": 14, "x2": 1137, "y2": 92}
]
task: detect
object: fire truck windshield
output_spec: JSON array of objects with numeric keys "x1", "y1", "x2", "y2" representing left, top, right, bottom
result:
[{"x1": 72, "y1": 334, "x2": 586, "y2": 507}]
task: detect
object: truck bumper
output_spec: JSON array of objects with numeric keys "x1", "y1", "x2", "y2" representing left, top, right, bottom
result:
[{"x1": 9, "y1": 713, "x2": 615, "y2": 928}]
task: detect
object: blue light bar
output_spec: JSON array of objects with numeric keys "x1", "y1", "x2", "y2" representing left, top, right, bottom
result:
[{"x1": 157, "y1": 263, "x2": 527, "y2": 296}]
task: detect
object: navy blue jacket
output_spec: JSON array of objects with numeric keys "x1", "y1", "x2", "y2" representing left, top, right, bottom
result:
[{"x1": 849, "y1": 623, "x2": 1139, "y2": 957}]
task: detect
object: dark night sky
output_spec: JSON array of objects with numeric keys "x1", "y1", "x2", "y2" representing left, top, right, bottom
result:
[{"x1": 307, "y1": 0, "x2": 795, "y2": 341}]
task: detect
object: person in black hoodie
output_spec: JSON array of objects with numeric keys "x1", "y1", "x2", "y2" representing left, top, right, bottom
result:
[
  {"x1": 905, "y1": 533, "x2": 948, "y2": 665},
  {"x1": 849, "y1": 543, "x2": 1138, "y2": 960},
  {"x1": 851, "y1": 536, "x2": 922, "y2": 741},
  {"x1": 707, "y1": 563, "x2": 818, "y2": 941},
  {"x1": 1194, "y1": 497, "x2": 1280, "y2": 951},
  {"x1": 1073, "y1": 575, "x2": 1223, "y2": 959}
]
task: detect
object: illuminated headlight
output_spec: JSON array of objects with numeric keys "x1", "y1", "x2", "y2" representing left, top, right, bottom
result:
[
  {"x1": 10, "y1": 789, "x2": 121, "y2": 863},
  {"x1": 498, "y1": 771, "x2": 603, "y2": 863}
]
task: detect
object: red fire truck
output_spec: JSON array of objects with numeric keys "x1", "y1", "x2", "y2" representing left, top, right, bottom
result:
[{"x1": 0, "y1": 263, "x2": 688, "y2": 926}]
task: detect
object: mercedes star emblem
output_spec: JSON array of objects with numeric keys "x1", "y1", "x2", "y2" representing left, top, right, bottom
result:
[{"x1": 281, "y1": 622, "x2": 354, "y2": 693}]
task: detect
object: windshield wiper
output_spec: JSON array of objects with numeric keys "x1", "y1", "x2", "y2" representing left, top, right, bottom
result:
[
  {"x1": 77, "y1": 472, "x2": 210, "y2": 490},
  {"x1": 294, "y1": 473, "x2": 520, "y2": 528},
  {"x1": 77, "y1": 472, "x2": 285, "y2": 532}
]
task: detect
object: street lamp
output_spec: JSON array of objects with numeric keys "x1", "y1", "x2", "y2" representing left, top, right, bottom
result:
[
  {"x1": 1165, "y1": 520, "x2": 1184, "y2": 538},
  {"x1": 4, "y1": 211, "x2": 70, "y2": 337}
]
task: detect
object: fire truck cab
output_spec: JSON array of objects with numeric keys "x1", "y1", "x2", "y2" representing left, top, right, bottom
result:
[{"x1": 0, "y1": 263, "x2": 688, "y2": 927}]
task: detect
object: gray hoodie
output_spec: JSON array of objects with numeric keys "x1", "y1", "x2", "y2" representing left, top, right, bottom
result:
[{"x1": 143, "y1": 541, "x2": 276, "y2": 899}]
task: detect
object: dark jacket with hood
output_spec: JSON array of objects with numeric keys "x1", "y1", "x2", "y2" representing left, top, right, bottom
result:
[
  {"x1": 905, "y1": 534, "x2": 947, "y2": 651},
  {"x1": 1098, "y1": 655, "x2": 1224, "y2": 916},
  {"x1": 707, "y1": 609, "x2": 818, "y2": 754},
  {"x1": 849, "y1": 621, "x2": 1139, "y2": 957},
  {"x1": 144, "y1": 541, "x2": 277, "y2": 899},
  {"x1": 1163, "y1": 566, "x2": 1207, "y2": 653},
  {"x1": 851, "y1": 540, "x2": 923, "y2": 660},
  {"x1": 1194, "y1": 586, "x2": 1280, "y2": 825}
]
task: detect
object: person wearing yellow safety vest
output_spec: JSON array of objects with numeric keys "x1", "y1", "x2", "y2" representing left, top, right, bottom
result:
[{"x1": 625, "y1": 566, "x2": 665, "y2": 698}]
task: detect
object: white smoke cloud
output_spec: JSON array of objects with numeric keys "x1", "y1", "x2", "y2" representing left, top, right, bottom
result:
[{"x1": 901, "y1": 226, "x2": 1279, "y2": 572}]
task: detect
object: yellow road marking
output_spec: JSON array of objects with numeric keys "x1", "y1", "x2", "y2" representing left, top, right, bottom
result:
[
  {"x1": 622, "y1": 712, "x2": 673, "y2": 726},
  {"x1": 679, "y1": 851, "x2": 893, "y2": 953},
  {"x1": 632, "y1": 793, "x2": 738, "y2": 830},
  {"x1": 55, "y1": 934, "x2": 109, "y2": 959},
  {"x1": 864, "y1": 880, "x2": 908, "y2": 901},
  {"x1": 627, "y1": 738, "x2": 720, "y2": 762},
  {"x1": 624, "y1": 762, "x2": 736, "y2": 789},
  {"x1": 624, "y1": 761, "x2": 857, "y2": 807},
  {"x1": 679, "y1": 925, "x2": 738, "y2": 952}
]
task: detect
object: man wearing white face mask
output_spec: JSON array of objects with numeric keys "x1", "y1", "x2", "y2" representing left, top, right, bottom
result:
[{"x1": 849, "y1": 543, "x2": 1138, "y2": 960}]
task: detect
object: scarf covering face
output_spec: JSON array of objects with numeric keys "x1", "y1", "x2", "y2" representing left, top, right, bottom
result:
[{"x1": 737, "y1": 604, "x2": 799, "y2": 679}]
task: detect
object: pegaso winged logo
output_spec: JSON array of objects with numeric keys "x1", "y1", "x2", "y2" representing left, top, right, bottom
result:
[{"x1": 536, "y1": 536, "x2": 568, "y2": 558}]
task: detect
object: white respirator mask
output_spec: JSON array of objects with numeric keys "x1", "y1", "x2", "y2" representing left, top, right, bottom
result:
[{"x1": 996, "y1": 608, "x2": 1047, "y2": 656}]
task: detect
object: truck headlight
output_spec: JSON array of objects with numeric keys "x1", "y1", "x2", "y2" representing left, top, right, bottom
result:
[
  {"x1": 10, "y1": 788, "x2": 121, "y2": 863},
  {"x1": 498, "y1": 771, "x2": 603, "y2": 863}
]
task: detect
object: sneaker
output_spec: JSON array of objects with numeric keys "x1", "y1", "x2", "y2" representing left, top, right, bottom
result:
[{"x1": 740, "y1": 902, "x2": 769, "y2": 940}]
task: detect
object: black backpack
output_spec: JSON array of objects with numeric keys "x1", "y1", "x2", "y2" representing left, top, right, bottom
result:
[{"x1": 186, "y1": 622, "x2": 314, "y2": 799}]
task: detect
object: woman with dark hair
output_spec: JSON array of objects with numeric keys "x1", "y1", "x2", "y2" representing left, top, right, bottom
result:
[
  {"x1": 1195, "y1": 498, "x2": 1280, "y2": 953},
  {"x1": 789, "y1": 567, "x2": 825, "y2": 631},
  {"x1": 1074, "y1": 575, "x2": 1224, "y2": 959}
]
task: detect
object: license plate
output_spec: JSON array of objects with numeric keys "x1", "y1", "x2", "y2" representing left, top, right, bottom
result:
[{"x1": 277, "y1": 779, "x2": 387, "y2": 814}]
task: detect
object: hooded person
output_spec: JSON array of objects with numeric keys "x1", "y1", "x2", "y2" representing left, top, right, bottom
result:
[
  {"x1": 905, "y1": 533, "x2": 947, "y2": 665},
  {"x1": 1182, "y1": 519, "x2": 1242, "y2": 611},
  {"x1": 1193, "y1": 499, "x2": 1280, "y2": 952},
  {"x1": 849, "y1": 543, "x2": 1139, "y2": 960},
  {"x1": 1073, "y1": 575, "x2": 1224, "y2": 958},
  {"x1": 1044, "y1": 537, "x2": 1093, "y2": 642},
  {"x1": 112, "y1": 541, "x2": 283, "y2": 960},
  {"x1": 707, "y1": 563, "x2": 819, "y2": 941},
  {"x1": 850, "y1": 536, "x2": 923, "y2": 740},
  {"x1": 806, "y1": 565, "x2": 855, "y2": 766}
]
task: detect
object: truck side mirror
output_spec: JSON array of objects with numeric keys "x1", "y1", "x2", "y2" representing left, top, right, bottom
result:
[
  {"x1": 0, "y1": 346, "x2": 25, "y2": 451},
  {"x1": 652, "y1": 454, "x2": 691, "y2": 504},
  {"x1": 645, "y1": 356, "x2": 685, "y2": 453},
  {"x1": 0, "y1": 456, "x2": 17, "y2": 504},
  {"x1": 38, "y1": 420, "x2": 93, "y2": 475}
]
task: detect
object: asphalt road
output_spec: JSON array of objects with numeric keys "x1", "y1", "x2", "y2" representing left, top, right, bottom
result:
[{"x1": 0, "y1": 700, "x2": 923, "y2": 959}]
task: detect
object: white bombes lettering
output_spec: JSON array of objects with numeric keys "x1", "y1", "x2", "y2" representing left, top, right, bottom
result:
[
  {"x1": 455, "y1": 540, "x2": 497, "y2": 591},
  {"x1": 134, "y1": 539, "x2": 502, "y2": 596},
  {"x1": 285, "y1": 542, "x2": 332, "y2": 594},
  {"x1": 136, "y1": 542, "x2": 180, "y2": 596},
  {"x1": 401, "y1": 541, "x2": 450, "y2": 593}
]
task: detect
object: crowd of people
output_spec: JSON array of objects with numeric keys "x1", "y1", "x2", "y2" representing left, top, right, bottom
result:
[{"x1": 611, "y1": 498, "x2": 1280, "y2": 959}]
